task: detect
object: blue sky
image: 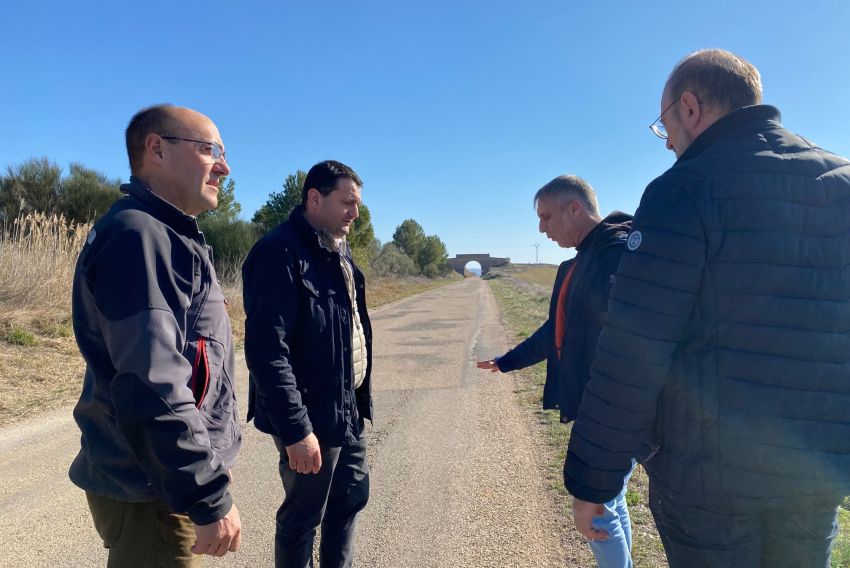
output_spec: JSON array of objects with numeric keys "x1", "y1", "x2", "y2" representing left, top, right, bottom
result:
[{"x1": 3, "y1": 1, "x2": 849, "y2": 264}]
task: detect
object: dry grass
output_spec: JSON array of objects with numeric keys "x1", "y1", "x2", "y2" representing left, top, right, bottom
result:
[
  {"x1": 367, "y1": 274, "x2": 462, "y2": 308},
  {"x1": 0, "y1": 213, "x2": 90, "y2": 328},
  {"x1": 0, "y1": 218, "x2": 459, "y2": 427},
  {"x1": 507, "y1": 263, "x2": 560, "y2": 288},
  {"x1": 0, "y1": 214, "x2": 90, "y2": 426}
]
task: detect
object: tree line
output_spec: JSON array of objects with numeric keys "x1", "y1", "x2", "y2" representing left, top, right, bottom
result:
[{"x1": 0, "y1": 157, "x2": 452, "y2": 279}]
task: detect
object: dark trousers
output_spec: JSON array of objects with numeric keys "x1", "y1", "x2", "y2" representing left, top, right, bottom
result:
[
  {"x1": 648, "y1": 480, "x2": 842, "y2": 568},
  {"x1": 85, "y1": 491, "x2": 201, "y2": 568},
  {"x1": 272, "y1": 432, "x2": 369, "y2": 568}
]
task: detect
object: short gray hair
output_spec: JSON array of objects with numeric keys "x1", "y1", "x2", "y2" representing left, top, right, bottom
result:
[
  {"x1": 534, "y1": 175, "x2": 599, "y2": 216},
  {"x1": 667, "y1": 49, "x2": 762, "y2": 114}
]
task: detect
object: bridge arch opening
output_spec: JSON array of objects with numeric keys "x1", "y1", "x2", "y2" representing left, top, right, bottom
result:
[
  {"x1": 447, "y1": 254, "x2": 509, "y2": 276},
  {"x1": 463, "y1": 261, "x2": 482, "y2": 277}
]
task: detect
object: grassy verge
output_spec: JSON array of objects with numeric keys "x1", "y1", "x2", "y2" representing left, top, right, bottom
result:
[
  {"x1": 499, "y1": 262, "x2": 562, "y2": 288},
  {"x1": 0, "y1": 274, "x2": 459, "y2": 428},
  {"x1": 487, "y1": 265, "x2": 850, "y2": 567},
  {"x1": 835, "y1": 499, "x2": 850, "y2": 567}
]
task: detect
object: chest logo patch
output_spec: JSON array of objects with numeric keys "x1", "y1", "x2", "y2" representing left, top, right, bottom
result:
[
  {"x1": 86, "y1": 229, "x2": 97, "y2": 245},
  {"x1": 626, "y1": 230, "x2": 642, "y2": 251}
]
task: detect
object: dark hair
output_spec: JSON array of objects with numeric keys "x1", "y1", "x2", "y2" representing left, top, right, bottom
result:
[
  {"x1": 534, "y1": 174, "x2": 599, "y2": 216},
  {"x1": 125, "y1": 104, "x2": 179, "y2": 176},
  {"x1": 667, "y1": 49, "x2": 762, "y2": 114},
  {"x1": 301, "y1": 160, "x2": 363, "y2": 205}
]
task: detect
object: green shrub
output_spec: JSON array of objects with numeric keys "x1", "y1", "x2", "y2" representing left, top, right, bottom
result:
[
  {"x1": 4, "y1": 325, "x2": 37, "y2": 346},
  {"x1": 198, "y1": 218, "x2": 261, "y2": 279}
]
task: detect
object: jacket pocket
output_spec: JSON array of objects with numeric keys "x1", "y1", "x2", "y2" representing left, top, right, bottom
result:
[
  {"x1": 299, "y1": 276, "x2": 328, "y2": 332},
  {"x1": 639, "y1": 394, "x2": 663, "y2": 464},
  {"x1": 190, "y1": 338, "x2": 211, "y2": 408},
  {"x1": 187, "y1": 336, "x2": 225, "y2": 408},
  {"x1": 300, "y1": 276, "x2": 321, "y2": 298}
]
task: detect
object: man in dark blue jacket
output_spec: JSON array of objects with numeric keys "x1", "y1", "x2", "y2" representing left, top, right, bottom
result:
[
  {"x1": 478, "y1": 175, "x2": 633, "y2": 567},
  {"x1": 71, "y1": 104, "x2": 242, "y2": 566},
  {"x1": 243, "y1": 160, "x2": 372, "y2": 568},
  {"x1": 566, "y1": 49, "x2": 850, "y2": 567}
]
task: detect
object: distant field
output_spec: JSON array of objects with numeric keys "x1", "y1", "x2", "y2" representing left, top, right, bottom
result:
[{"x1": 488, "y1": 262, "x2": 560, "y2": 289}]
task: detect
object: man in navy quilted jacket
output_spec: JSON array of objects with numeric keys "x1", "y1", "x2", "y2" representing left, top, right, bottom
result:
[{"x1": 566, "y1": 49, "x2": 850, "y2": 567}]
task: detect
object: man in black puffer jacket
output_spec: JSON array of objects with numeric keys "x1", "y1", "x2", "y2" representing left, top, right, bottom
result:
[
  {"x1": 478, "y1": 175, "x2": 634, "y2": 568},
  {"x1": 566, "y1": 49, "x2": 850, "y2": 567}
]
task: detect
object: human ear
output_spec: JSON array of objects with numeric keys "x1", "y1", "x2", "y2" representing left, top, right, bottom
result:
[
  {"x1": 146, "y1": 133, "x2": 165, "y2": 161},
  {"x1": 680, "y1": 91, "x2": 702, "y2": 125},
  {"x1": 306, "y1": 187, "x2": 320, "y2": 210}
]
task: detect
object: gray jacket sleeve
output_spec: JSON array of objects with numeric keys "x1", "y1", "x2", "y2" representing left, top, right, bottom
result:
[{"x1": 91, "y1": 227, "x2": 232, "y2": 525}]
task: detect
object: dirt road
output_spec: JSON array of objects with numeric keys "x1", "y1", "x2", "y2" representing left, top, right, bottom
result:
[{"x1": 0, "y1": 279, "x2": 569, "y2": 567}]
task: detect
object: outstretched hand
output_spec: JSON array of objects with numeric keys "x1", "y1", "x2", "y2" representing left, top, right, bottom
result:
[
  {"x1": 476, "y1": 359, "x2": 501, "y2": 373},
  {"x1": 572, "y1": 498, "x2": 609, "y2": 542}
]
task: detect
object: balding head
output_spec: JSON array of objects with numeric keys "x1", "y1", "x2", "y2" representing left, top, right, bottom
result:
[
  {"x1": 125, "y1": 105, "x2": 218, "y2": 176},
  {"x1": 124, "y1": 104, "x2": 229, "y2": 216},
  {"x1": 665, "y1": 49, "x2": 762, "y2": 116}
]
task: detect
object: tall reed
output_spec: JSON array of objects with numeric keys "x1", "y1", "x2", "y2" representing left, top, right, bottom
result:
[{"x1": 0, "y1": 213, "x2": 91, "y2": 325}]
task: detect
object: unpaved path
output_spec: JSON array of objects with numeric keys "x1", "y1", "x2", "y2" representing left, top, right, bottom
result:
[{"x1": 0, "y1": 278, "x2": 570, "y2": 567}]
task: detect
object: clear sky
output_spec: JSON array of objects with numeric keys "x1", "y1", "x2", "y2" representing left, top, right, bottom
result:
[{"x1": 3, "y1": 1, "x2": 849, "y2": 264}]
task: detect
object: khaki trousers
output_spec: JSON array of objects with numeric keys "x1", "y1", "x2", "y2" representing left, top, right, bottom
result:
[{"x1": 86, "y1": 491, "x2": 202, "y2": 568}]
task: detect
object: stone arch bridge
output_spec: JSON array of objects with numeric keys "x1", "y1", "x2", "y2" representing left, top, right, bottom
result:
[{"x1": 447, "y1": 254, "x2": 510, "y2": 276}]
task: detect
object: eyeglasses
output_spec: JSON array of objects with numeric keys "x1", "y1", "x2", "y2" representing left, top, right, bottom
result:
[
  {"x1": 648, "y1": 94, "x2": 682, "y2": 140},
  {"x1": 161, "y1": 136, "x2": 227, "y2": 162}
]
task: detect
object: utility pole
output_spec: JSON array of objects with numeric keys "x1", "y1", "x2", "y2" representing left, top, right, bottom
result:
[{"x1": 534, "y1": 243, "x2": 540, "y2": 264}]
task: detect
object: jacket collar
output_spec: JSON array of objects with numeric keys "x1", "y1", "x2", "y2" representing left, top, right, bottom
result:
[
  {"x1": 677, "y1": 104, "x2": 782, "y2": 163},
  {"x1": 576, "y1": 211, "x2": 633, "y2": 254},
  {"x1": 289, "y1": 205, "x2": 351, "y2": 257},
  {"x1": 121, "y1": 177, "x2": 203, "y2": 238}
]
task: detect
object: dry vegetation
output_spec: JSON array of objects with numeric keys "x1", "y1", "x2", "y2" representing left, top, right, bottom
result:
[
  {"x1": 503, "y1": 262, "x2": 560, "y2": 288},
  {"x1": 0, "y1": 214, "x2": 89, "y2": 424},
  {"x1": 0, "y1": 214, "x2": 459, "y2": 427},
  {"x1": 0, "y1": 213, "x2": 89, "y2": 327}
]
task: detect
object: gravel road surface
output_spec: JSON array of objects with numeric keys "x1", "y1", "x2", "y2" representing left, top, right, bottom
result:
[{"x1": 0, "y1": 278, "x2": 569, "y2": 567}]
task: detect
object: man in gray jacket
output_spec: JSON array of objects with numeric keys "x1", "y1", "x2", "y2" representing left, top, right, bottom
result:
[{"x1": 70, "y1": 104, "x2": 242, "y2": 567}]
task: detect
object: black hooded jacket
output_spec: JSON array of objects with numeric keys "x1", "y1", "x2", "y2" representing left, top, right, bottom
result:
[{"x1": 497, "y1": 212, "x2": 632, "y2": 422}]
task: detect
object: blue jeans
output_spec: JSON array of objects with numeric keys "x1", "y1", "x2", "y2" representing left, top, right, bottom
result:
[
  {"x1": 648, "y1": 479, "x2": 841, "y2": 568},
  {"x1": 587, "y1": 464, "x2": 634, "y2": 568}
]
